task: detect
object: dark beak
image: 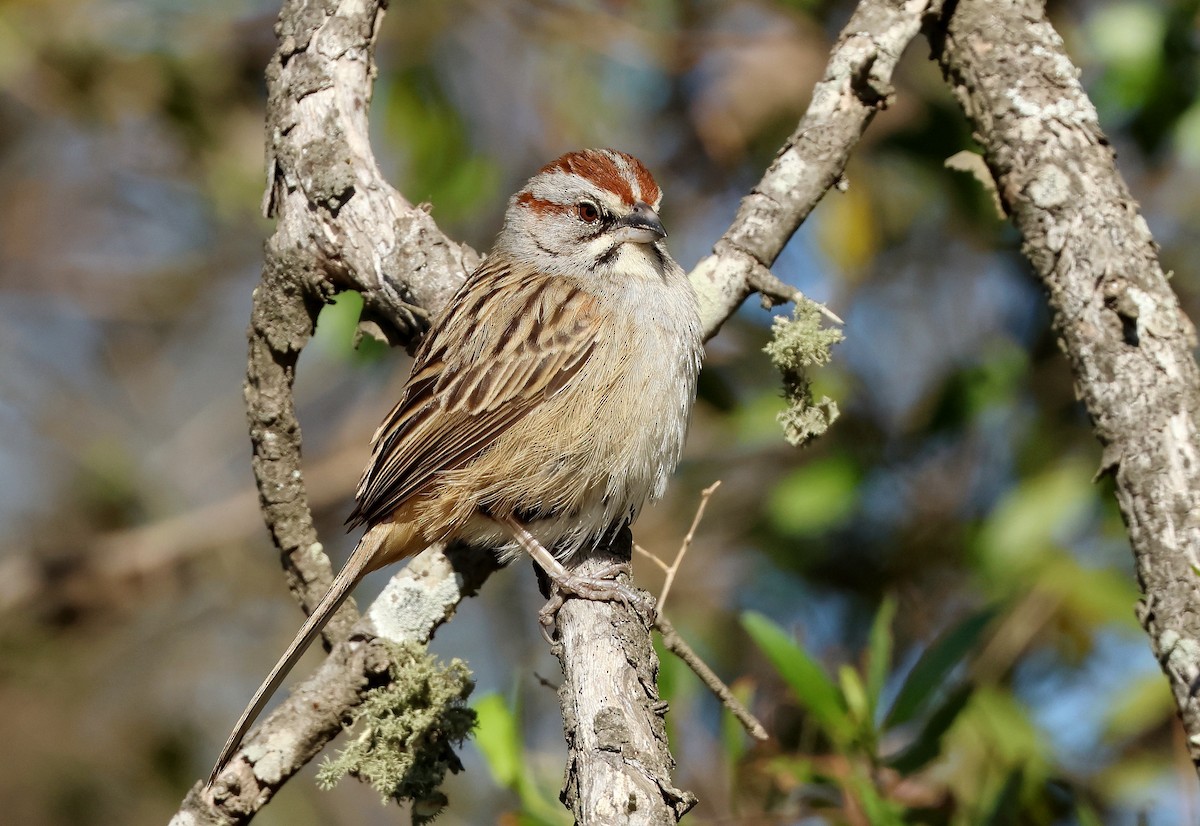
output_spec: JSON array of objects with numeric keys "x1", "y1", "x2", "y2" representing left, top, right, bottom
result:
[{"x1": 616, "y1": 201, "x2": 666, "y2": 241}]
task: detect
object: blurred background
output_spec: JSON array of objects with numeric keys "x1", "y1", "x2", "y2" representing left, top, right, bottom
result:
[{"x1": 1, "y1": 0, "x2": 1198, "y2": 823}]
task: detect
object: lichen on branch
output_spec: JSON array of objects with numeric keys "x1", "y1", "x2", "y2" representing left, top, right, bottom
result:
[
  {"x1": 763, "y1": 301, "x2": 843, "y2": 447},
  {"x1": 316, "y1": 641, "x2": 476, "y2": 820}
]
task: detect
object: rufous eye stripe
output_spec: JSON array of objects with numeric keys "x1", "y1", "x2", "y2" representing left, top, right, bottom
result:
[{"x1": 515, "y1": 191, "x2": 570, "y2": 216}]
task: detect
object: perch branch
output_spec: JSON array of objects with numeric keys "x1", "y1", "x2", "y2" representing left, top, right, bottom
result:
[{"x1": 549, "y1": 531, "x2": 698, "y2": 824}]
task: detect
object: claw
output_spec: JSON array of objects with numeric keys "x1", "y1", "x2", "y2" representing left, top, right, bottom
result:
[{"x1": 539, "y1": 591, "x2": 565, "y2": 643}]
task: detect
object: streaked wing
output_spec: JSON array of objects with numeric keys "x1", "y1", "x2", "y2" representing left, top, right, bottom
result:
[{"x1": 346, "y1": 262, "x2": 603, "y2": 529}]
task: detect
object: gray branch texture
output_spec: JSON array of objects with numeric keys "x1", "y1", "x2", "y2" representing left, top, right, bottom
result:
[
  {"x1": 929, "y1": 0, "x2": 1200, "y2": 777},
  {"x1": 171, "y1": 0, "x2": 1200, "y2": 822}
]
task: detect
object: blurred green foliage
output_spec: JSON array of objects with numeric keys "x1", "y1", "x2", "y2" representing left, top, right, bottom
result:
[
  {"x1": 474, "y1": 693, "x2": 571, "y2": 826},
  {"x1": 379, "y1": 68, "x2": 502, "y2": 230}
]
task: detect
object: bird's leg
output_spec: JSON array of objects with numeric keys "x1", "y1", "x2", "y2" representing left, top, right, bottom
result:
[{"x1": 499, "y1": 517, "x2": 647, "y2": 632}]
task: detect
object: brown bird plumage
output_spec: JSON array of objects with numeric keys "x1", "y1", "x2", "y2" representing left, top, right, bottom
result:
[{"x1": 209, "y1": 149, "x2": 702, "y2": 786}]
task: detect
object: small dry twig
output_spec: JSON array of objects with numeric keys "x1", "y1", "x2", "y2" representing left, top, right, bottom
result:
[
  {"x1": 634, "y1": 480, "x2": 722, "y2": 615},
  {"x1": 655, "y1": 615, "x2": 768, "y2": 742},
  {"x1": 636, "y1": 481, "x2": 768, "y2": 742}
]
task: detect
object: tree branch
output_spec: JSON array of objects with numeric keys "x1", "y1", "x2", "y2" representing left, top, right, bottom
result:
[
  {"x1": 655, "y1": 615, "x2": 768, "y2": 742},
  {"x1": 173, "y1": 544, "x2": 501, "y2": 825},
  {"x1": 928, "y1": 0, "x2": 1200, "y2": 776},
  {"x1": 246, "y1": 0, "x2": 479, "y2": 641},
  {"x1": 690, "y1": 0, "x2": 931, "y2": 339},
  {"x1": 549, "y1": 532, "x2": 698, "y2": 824}
]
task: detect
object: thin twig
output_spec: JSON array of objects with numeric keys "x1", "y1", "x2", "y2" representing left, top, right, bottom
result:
[
  {"x1": 748, "y1": 264, "x2": 844, "y2": 325},
  {"x1": 639, "y1": 481, "x2": 768, "y2": 741},
  {"x1": 532, "y1": 672, "x2": 560, "y2": 692},
  {"x1": 655, "y1": 615, "x2": 768, "y2": 741},
  {"x1": 658, "y1": 481, "x2": 721, "y2": 615},
  {"x1": 633, "y1": 543, "x2": 670, "y2": 572}
]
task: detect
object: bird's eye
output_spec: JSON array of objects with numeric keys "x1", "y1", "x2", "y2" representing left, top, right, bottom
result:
[{"x1": 576, "y1": 202, "x2": 601, "y2": 223}]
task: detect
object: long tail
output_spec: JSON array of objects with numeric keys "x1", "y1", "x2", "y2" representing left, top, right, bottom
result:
[{"x1": 207, "y1": 531, "x2": 383, "y2": 786}]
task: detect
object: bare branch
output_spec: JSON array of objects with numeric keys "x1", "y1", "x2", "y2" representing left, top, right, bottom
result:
[
  {"x1": 656, "y1": 481, "x2": 720, "y2": 616},
  {"x1": 928, "y1": 0, "x2": 1200, "y2": 776},
  {"x1": 689, "y1": 0, "x2": 931, "y2": 339},
  {"x1": 549, "y1": 532, "x2": 698, "y2": 825},
  {"x1": 632, "y1": 482, "x2": 767, "y2": 742},
  {"x1": 175, "y1": 544, "x2": 501, "y2": 825},
  {"x1": 655, "y1": 615, "x2": 768, "y2": 742},
  {"x1": 632, "y1": 543, "x2": 671, "y2": 574},
  {"x1": 246, "y1": 0, "x2": 480, "y2": 642}
]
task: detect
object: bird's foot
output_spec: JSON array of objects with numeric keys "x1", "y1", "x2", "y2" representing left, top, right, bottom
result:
[{"x1": 537, "y1": 561, "x2": 650, "y2": 635}]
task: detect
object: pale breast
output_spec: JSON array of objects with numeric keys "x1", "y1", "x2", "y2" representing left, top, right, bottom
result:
[
  {"x1": 588, "y1": 265, "x2": 703, "y2": 512},
  {"x1": 444, "y1": 262, "x2": 702, "y2": 561}
]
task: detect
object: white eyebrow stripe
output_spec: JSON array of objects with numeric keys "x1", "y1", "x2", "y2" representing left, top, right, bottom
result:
[
  {"x1": 529, "y1": 171, "x2": 603, "y2": 200},
  {"x1": 530, "y1": 170, "x2": 636, "y2": 212}
]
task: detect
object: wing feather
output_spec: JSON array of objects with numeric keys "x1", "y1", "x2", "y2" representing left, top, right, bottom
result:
[{"x1": 346, "y1": 262, "x2": 603, "y2": 530}]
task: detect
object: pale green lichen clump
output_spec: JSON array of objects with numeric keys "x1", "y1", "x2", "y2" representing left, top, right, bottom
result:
[
  {"x1": 763, "y1": 302, "x2": 844, "y2": 447},
  {"x1": 317, "y1": 641, "x2": 476, "y2": 822}
]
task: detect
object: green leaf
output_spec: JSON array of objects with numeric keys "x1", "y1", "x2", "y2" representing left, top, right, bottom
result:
[
  {"x1": 838, "y1": 665, "x2": 869, "y2": 728},
  {"x1": 845, "y1": 770, "x2": 906, "y2": 826},
  {"x1": 1039, "y1": 555, "x2": 1140, "y2": 631},
  {"x1": 742, "y1": 611, "x2": 851, "y2": 743},
  {"x1": 1102, "y1": 672, "x2": 1174, "y2": 742},
  {"x1": 884, "y1": 683, "x2": 973, "y2": 774},
  {"x1": 1174, "y1": 100, "x2": 1200, "y2": 168},
  {"x1": 474, "y1": 694, "x2": 571, "y2": 826},
  {"x1": 1074, "y1": 800, "x2": 1105, "y2": 826},
  {"x1": 473, "y1": 693, "x2": 520, "y2": 787},
  {"x1": 975, "y1": 460, "x2": 1096, "y2": 581},
  {"x1": 866, "y1": 595, "x2": 897, "y2": 719},
  {"x1": 311, "y1": 290, "x2": 388, "y2": 362},
  {"x1": 884, "y1": 608, "x2": 995, "y2": 729}
]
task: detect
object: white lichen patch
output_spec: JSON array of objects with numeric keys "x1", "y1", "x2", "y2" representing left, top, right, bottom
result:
[
  {"x1": 367, "y1": 551, "x2": 463, "y2": 643},
  {"x1": 1027, "y1": 165, "x2": 1071, "y2": 209}
]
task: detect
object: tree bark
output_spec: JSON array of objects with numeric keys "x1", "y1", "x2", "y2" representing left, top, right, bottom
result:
[
  {"x1": 552, "y1": 532, "x2": 697, "y2": 825},
  {"x1": 247, "y1": 0, "x2": 479, "y2": 642},
  {"x1": 173, "y1": 546, "x2": 500, "y2": 825},
  {"x1": 929, "y1": 0, "x2": 1200, "y2": 776}
]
